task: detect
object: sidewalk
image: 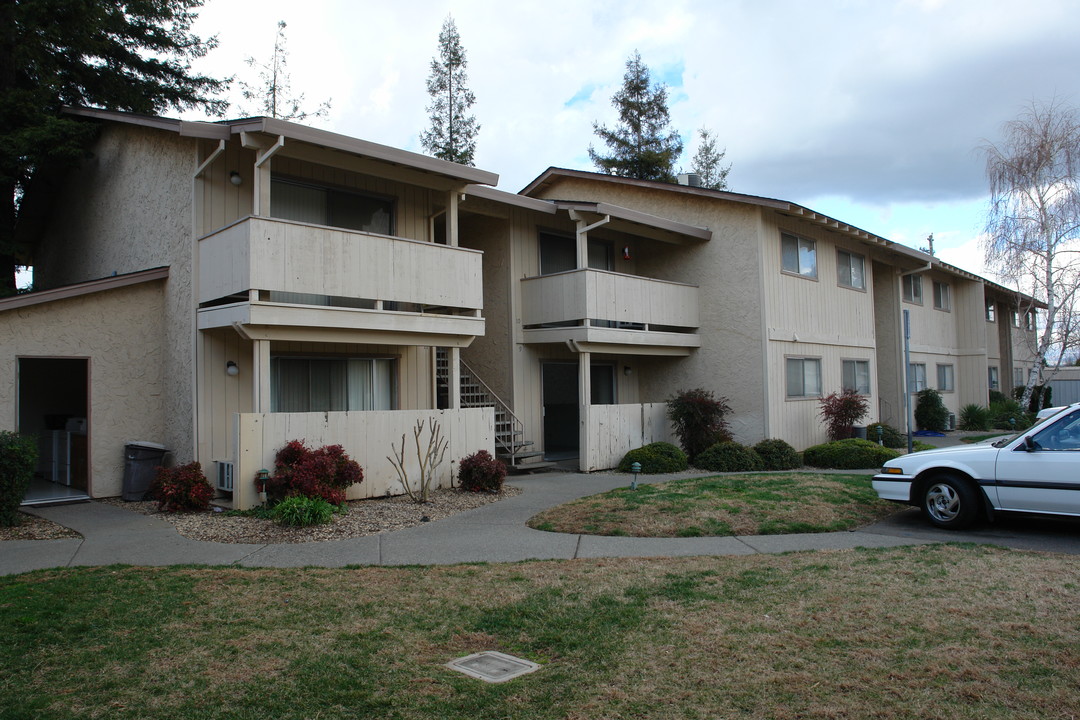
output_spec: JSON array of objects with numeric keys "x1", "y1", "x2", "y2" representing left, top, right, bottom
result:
[{"x1": 5, "y1": 470, "x2": 935, "y2": 576}]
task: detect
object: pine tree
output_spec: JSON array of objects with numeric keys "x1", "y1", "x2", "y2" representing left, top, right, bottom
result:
[
  {"x1": 240, "y1": 21, "x2": 330, "y2": 122},
  {"x1": 689, "y1": 127, "x2": 731, "y2": 190},
  {"x1": 589, "y1": 52, "x2": 683, "y2": 183},
  {"x1": 420, "y1": 17, "x2": 479, "y2": 166},
  {"x1": 1, "y1": 0, "x2": 228, "y2": 293}
]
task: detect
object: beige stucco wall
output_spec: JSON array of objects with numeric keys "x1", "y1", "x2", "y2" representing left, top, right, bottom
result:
[
  {"x1": 31, "y1": 123, "x2": 196, "y2": 460},
  {"x1": 0, "y1": 281, "x2": 167, "y2": 497}
]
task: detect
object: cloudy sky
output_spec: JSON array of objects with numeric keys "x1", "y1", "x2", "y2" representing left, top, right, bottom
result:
[{"x1": 187, "y1": 0, "x2": 1080, "y2": 279}]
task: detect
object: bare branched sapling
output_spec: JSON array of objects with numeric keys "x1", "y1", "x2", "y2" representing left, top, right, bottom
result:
[{"x1": 387, "y1": 418, "x2": 449, "y2": 503}]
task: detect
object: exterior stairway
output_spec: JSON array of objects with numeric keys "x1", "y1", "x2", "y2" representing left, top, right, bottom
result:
[{"x1": 436, "y1": 350, "x2": 554, "y2": 473}]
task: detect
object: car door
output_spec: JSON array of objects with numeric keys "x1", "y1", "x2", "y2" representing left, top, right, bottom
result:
[{"x1": 994, "y1": 408, "x2": 1080, "y2": 515}]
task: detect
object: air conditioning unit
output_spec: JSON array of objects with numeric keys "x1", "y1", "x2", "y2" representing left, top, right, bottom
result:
[{"x1": 215, "y1": 461, "x2": 235, "y2": 492}]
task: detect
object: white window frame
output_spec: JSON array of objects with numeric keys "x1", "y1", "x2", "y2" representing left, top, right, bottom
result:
[
  {"x1": 902, "y1": 274, "x2": 923, "y2": 304},
  {"x1": 908, "y1": 363, "x2": 927, "y2": 393},
  {"x1": 786, "y1": 357, "x2": 822, "y2": 399},
  {"x1": 837, "y1": 249, "x2": 866, "y2": 290},
  {"x1": 937, "y1": 364, "x2": 955, "y2": 393},
  {"x1": 780, "y1": 232, "x2": 817, "y2": 279},
  {"x1": 842, "y1": 359, "x2": 871, "y2": 395},
  {"x1": 933, "y1": 281, "x2": 951, "y2": 311}
]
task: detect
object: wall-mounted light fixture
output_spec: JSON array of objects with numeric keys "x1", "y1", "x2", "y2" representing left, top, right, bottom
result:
[
  {"x1": 623, "y1": 365, "x2": 632, "y2": 376},
  {"x1": 230, "y1": 171, "x2": 243, "y2": 186},
  {"x1": 226, "y1": 361, "x2": 239, "y2": 376}
]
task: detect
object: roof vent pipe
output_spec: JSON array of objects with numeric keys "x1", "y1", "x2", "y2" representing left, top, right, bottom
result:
[{"x1": 677, "y1": 173, "x2": 702, "y2": 187}]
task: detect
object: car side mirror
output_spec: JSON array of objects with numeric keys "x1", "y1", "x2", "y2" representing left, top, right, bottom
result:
[{"x1": 1024, "y1": 435, "x2": 1037, "y2": 452}]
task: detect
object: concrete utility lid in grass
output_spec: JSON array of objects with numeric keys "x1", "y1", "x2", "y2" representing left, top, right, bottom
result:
[{"x1": 446, "y1": 651, "x2": 541, "y2": 683}]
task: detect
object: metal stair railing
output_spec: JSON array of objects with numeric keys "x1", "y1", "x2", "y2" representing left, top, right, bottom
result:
[{"x1": 458, "y1": 360, "x2": 527, "y2": 466}]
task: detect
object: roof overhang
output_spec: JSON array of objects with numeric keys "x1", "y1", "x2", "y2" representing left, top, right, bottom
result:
[
  {"x1": 555, "y1": 200, "x2": 712, "y2": 244},
  {"x1": 0, "y1": 267, "x2": 169, "y2": 313}
]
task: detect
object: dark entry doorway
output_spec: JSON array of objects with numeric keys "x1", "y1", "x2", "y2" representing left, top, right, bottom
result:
[
  {"x1": 542, "y1": 362, "x2": 578, "y2": 459},
  {"x1": 19, "y1": 358, "x2": 90, "y2": 504}
]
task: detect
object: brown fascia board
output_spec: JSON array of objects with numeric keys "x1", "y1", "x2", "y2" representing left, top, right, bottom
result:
[
  {"x1": 227, "y1": 117, "x2": 499, "y2": 187},
  {"x1": 554, "y1": 200, "x2": 712, "y2": 242},
  {"x1": 0, "y1": 267, "x2": 169, "y2": 313},
  {"x1": 464, "y1": 184, "x2": 557, "y2": 214}
]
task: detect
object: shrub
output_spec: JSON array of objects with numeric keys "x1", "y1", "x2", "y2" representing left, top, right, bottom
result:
[
  {"x1": 667, "y1": 389, "x2": 732, "y2": 460},
  {"x1": 988, "y1": 397, "x2": 1032, "y2": 430},
  {"x1": 694, "y1": 442, "x2": 764, "y2": 473},
  {"x1": 618, "y1": 442, "x2": 689, "y2": 474},
  {"x1": 818, "y1": 389, "x2": 870, "y2": 441},
  {"x1": 752, "y1": 438, "x2": 802, "y2": 470},
  {"x1": 266, "y1": 440, "x2": 363, "y2": 505},
  {"x1": 988, "y1": 389, "x2": 1008, "y2": 405},
  {"x1": 914, "y1": 388, "x2": 950, "y2": 432},
  {"x1": 152, "y1": 462, "x2": 213, "y2": 513},
  {"x1": 803, "y1": 438, "x2": 901, "y2": 469},
  {"x1": 958, "y1": 404, "x2": 992, "y2": 431},
  {"x1": 457, "y1": 450, "x2": 507, "y2": 493},
  {"x1": 0, "y1": 431, "x2": 38, "y2": 527},
  {"x1": 1013, "y1": 383, "x2": 1052, "y2": 412},
  {"x1": 865, "y1": 422, "x2": 905, "y2": 448},
  {"x1": 271, "y1": 495, "x2": 334, "y2": 527}
]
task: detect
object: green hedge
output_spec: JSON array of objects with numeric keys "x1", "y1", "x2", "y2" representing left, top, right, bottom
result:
[
  {"x1": 803, "y1": 438, "x2": 900, "y2": 470},
  {"x1": 694, "y1": 442, "x2": 763, "y2": 473},
  {"x1": 1, "y1": 432, "x2": 38, "y2": 527},
  {"x1": 618, "y1": 442, "x2": 688, "y2": 474},
  {"x1": 752, "y1": 438, "x2": 803, "y2": 470}
]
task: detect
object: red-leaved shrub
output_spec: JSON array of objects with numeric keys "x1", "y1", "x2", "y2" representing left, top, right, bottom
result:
[
  {"x1": 265, "y1": 440, "x2": 363, "y2": 504},
  {"x1": 457, "y1": 450, "x2": 506, "y2": 493},
  {"x1": 152, "y1": 462, "x2": 214, "y2": 512}
]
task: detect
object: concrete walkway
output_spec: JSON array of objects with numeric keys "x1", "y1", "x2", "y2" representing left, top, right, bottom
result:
[{"x1": 2, "y1": 470, "x2": 946, "y2": 576}]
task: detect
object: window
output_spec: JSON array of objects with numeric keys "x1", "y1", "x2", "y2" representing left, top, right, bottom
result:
[
  {"x1": 271, "y1": 357, "x2": 397, "y2": 412},
  {"x1": 1014, "y1": 367, "x2": 1025, "y2": 387},
  {"x1": 988, "y1": 366, "x2": 1000, "y2": 391},
  {"x1": 1011, "y1": 309, "x2": 1020, "y2": 327},
  {"x1": 933, "y1": 281, "x2": 951, "y2": 311},
  {"x1": 270, "y1": 178, "x2": 394, "y2": 235},
  {"x1": 1025, "y1": 311, "x2": 1035, "y2": 330},
  {"x1": 908, "y1": 363, "x2": 927, "y2": 392},
  {"x1": 781, "y1": 233, "x2": 817, "y2": 278},
  {"x1": 786, "y1": 357, "x2": 822, "y2": 398},
  {"x1": 842, "y1": 359, "x2": 871, "y2": 394},
  {"x1": 937, "y1": 364, "x2": 955, "y2": 392},
  {"x1": 985, "y1": 301, "x2": 996, "y2": 322},
  {"x1": 837, "y1": 250, "x2": 865, "y2": 290},
  {"x1": 902, "y1": 274, "x2": 923, "y2": 304}
]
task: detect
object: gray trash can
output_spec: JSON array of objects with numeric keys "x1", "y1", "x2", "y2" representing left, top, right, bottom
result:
[
  {"x1": 852, "y1": 426, "x2": 868, "y2": 440},
  {"x1": 122, "y1": 441, "x2": 168, "y2": 501}
]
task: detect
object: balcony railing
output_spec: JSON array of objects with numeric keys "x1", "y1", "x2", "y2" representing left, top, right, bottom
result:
[
  {"x1": 520, "y1": 269, "x2": 699, "y2": 344},
  {"x1": 198, "y1": 216, "x2": 483, "y2": 311}
]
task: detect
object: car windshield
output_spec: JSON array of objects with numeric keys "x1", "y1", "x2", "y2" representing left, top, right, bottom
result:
[{"x1": 991, "y1": 408, "x2": 1077, "y2": 447}]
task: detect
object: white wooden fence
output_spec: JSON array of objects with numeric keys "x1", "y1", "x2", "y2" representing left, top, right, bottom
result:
[
  {"x1": 232, "y1": 408, "x2": 494, "y2": 509},
  {"x1": 585, "y1": 403, "x2": 672, "y2": 472}
]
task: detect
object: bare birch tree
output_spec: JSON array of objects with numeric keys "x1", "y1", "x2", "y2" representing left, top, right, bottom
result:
[{"x1": 982, "y1": 99, "x2": 1080, "y2": 409}]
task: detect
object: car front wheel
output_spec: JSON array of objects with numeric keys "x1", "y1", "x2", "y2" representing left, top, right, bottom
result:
[{"x1": 921, "y1": 475, "x2": 978, "y2": 530}]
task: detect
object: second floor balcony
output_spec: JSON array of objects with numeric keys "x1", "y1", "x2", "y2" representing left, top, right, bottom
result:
[
  {"x1": 196, "y1": 216, "x2": 484, "y2": 346},
  {"x1": 520, "y1": 269, "x2": 700, "y2": 353}
]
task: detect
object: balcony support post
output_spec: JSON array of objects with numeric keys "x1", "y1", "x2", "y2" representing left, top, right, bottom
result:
[
  {"x1": 578, "y1": 350, "x2": 591, "y2": 472},
  {"x1": 252, "y1": 339, "x2": 271, "y2": 413},
  {"x1": 449, "y1": 347, "x2": 461, "y2": 409},
  {"x1": 446, "y1": 189, "x2": 460, "y2": 247}
]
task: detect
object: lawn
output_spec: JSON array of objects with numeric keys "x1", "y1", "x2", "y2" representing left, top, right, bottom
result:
[
  {"x1": 3, "y1": 545, "x2": 1079, "y2": 719},
  {"x1": 527, "y1": 472, "x2": 897, "y2": 537}
]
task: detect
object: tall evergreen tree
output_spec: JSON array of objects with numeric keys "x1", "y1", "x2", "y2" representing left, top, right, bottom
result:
[
  {"x1": 420, "y1": 16, "x2": 479, "y2": 166},
  {"x1": 689, "y1": 127, "x2": 731, "y2": 190},
  {"x1": 239, "y1": 21, "x2": 330, "y2": 122},
  {"x1": 589, "y1": 52, "x2": 683, "y2": 182},
  {"x1": 0, "y1": 0, "x2": 228, "y2": 293}
]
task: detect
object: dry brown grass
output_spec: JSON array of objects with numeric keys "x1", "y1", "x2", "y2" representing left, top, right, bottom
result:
[{"x1": 5, "y1": 545, "x2": 1080, "y2": 719}]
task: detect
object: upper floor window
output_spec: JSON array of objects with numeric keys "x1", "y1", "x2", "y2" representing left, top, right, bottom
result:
[
  {"x1": 902, "y1": 274, "x2": 923, "y2": 304},
  {"x1": 1025, "y1": 310, "x2": 1036, "y2": 330},
  {"x1": 1011, "y1": 309, "x2": 1020, "y2": 327},
  {"x1": 933, "y1": 281, "x2": 951, "y2": 311},
  {"x1": 842, "y1": 359, "x2": 871, "y2": 394},
  {"x1": 837, "y1": 250, "x2": 865, "y2": 290},
  {"x1": 786, "y1": 357, "x2": 822, "y2": 398},
  {"x1": 985, "y1": 301, "x2": 996, "y2": 322},
  {"x1": 988, "y1": 366, "x2": 1000, "y2": 391},
  {"x1": 1014, "y1": 367, "x2": 1025, "y2": 387},
  {"x1": 270, "y1": 177, "x2": 394, "y2": 235},
  {"x1": 781, "y1": 232, "x2": 817, "y2": 278}
]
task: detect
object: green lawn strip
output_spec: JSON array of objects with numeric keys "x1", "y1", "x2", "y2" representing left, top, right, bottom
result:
[
  {"x1": 2, "y1": 546, "x2": 1080, "y2": 719},
  {"x1": 527, "y1": 472, "x2": 897, "y2": 537}
]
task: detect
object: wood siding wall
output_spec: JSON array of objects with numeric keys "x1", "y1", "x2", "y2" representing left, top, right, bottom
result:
[
  {"x1": 585, "y1": 403, "x2": 671, "y2": 471},
  {"x1": 233, "y1": 407, "x2": 494, "y2": 509},
  {"x1": 520, "y1": 269, "x2": 699, "y2": 329}
]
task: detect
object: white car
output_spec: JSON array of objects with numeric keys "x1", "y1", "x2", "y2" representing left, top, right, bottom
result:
[{"x1": 873, "y1": 403, "x2": 1080, "y2": 530}]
